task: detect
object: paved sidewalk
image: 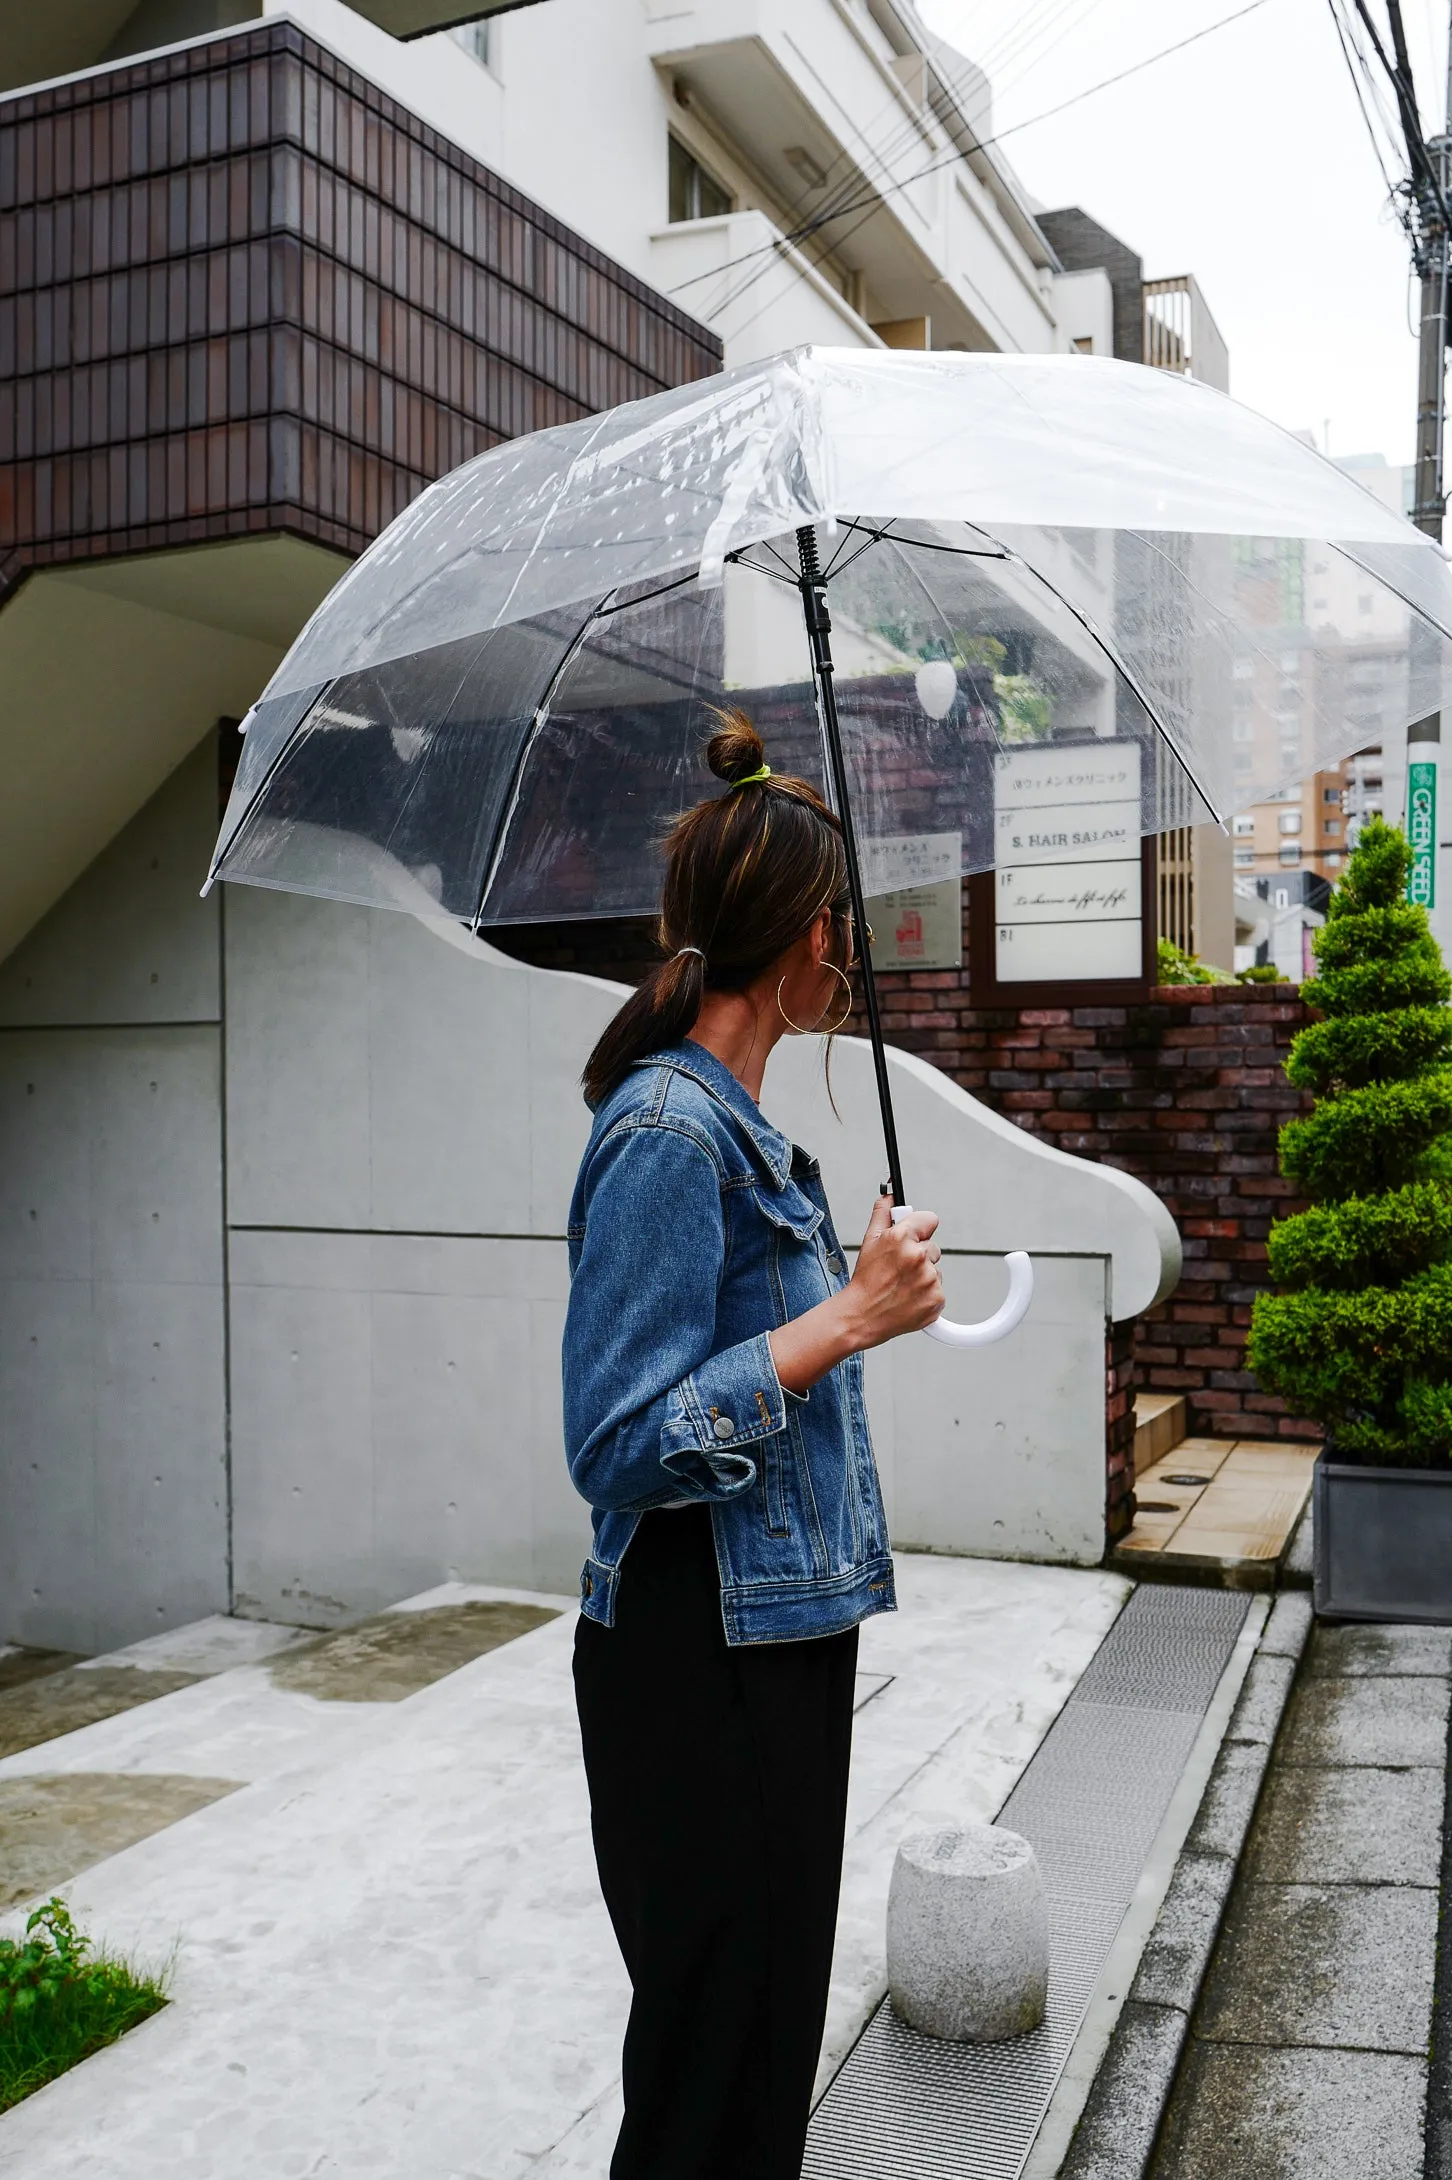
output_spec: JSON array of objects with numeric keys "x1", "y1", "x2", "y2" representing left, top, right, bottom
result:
[
  {"x1": 1150, "y1": 1623, "x2": 1451, "y2": 2179},
  {"x1": 0, "y1": 1555, "x2": 1124, "y2": 2178}
]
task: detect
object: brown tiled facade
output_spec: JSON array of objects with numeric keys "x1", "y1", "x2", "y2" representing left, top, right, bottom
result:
[{"x1": 0, "y1": 20, "x2": 720, "y2": 594}]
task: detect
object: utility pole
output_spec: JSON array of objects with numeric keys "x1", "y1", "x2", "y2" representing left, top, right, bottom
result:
[{"x1": 1380, "y1": 0, "x2": 1450, "y2": 926}]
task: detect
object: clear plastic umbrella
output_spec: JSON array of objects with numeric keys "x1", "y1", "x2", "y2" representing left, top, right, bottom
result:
[{"x1": 206, "y1": 347, "x2": 1452, "y2": 1342}]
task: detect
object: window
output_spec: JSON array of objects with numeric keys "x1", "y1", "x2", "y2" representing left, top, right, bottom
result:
[
  {"x1": 1275, "y1": 886, "x2": 1291, "y2": 907},
  {"x1": 1278, "y1": 845, "x2": 1302, "y2": 865},
  {"x1": 1327, "y1": 853, "x2": 1343, "y2": 869},
  {"x1": 450, "y1": 18, "x2": 494, "y2": 68},
  {"x1": 1233, "y1": 720, "x2": 1254, "y2": 742},
  {"x1": 1235, "y1": 847, "x2": 1256, "y2": 866},
  {"x1": 1279, "y1": 811, "x2": 1302, "y2": 834},
  {"x1": 1071, "y1": 336, "x2": 1094, "y2": 354},
  {"x1": 1233, "y1": 815, "x2": 1255, "y2": 835},
  {"x1": 1234, "y1": 751, "x2": 1254, "y2": 773},
  {"x1": 670, "y1": 137, "x2": 733, "y2": 222},
  {"x1": 1323, "y1": 787, "x2": 1342, "y2": 802},
  {"x1": 1324, "y1": 818, "x2": 1342, "y2": 836}
]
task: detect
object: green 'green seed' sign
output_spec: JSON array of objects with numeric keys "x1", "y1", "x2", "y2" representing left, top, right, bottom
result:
[{"x1": 1408, "y1": 759, "x2": 1437, "y2": 908}]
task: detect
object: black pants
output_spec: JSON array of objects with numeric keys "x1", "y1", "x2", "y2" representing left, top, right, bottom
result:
[{"x1": 573, "y1": 1506, "x2": 859, "y2": 2180}]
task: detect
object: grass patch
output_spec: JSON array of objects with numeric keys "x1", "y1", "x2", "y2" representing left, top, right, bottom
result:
[{"x1": 1, "y1": 1897, "x2": 167, "y2": 2114}]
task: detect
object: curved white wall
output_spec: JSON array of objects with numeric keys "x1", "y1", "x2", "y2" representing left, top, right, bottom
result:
[{"x1": 0, "y1": 754, "x2": 1180, "y2": 1647}]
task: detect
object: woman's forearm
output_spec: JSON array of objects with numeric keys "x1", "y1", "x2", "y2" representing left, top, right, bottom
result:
[{"x1": 768, "y1": 1291, "x2": 866, "y2": 1397}]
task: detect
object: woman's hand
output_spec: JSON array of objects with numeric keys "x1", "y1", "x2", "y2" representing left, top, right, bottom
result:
[
  {"x1": 768, "y1": 1195, "x2": 943, "y2": 1395},
  {"x1": 841, "y1": 1195, "x2": 943, "y2": 1348}
]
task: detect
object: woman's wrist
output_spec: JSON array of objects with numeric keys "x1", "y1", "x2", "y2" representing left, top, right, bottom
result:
[
  {"x1": 824, "y1": 1285, "x2": 870, "y2": 1360},
  {"x1": 768, "y1": 1290, "x2": 868, "y2": 1398}
]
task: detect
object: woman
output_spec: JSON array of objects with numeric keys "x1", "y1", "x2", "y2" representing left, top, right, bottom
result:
[{"x1": 564, "y1": 712, "x2": 943, "y2": 2180}]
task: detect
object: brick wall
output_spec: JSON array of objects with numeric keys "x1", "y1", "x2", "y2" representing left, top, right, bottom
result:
[
  {"x1": 498, "y1": 914, "x2": 1318, "y2": 1451},
  {"x1": 1105, "y1": 1318, "x2": 1138, "y2": 1542},
  {"x1": 864, "y1": 978, "x2": 1316, "y2": 1444}
]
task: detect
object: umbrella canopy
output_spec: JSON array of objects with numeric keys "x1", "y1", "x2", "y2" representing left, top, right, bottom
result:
[{"x1": 208, "y1": 346, "x2": 1452, "y2": 933}]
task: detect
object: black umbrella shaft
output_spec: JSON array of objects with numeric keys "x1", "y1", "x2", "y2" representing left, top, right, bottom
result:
[{"x1": 796, "y1": 525, "x2": 906, "y2": 1207}]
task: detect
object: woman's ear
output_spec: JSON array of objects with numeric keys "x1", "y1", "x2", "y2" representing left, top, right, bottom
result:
[{"x1": 810, "y1": 906, "x2": 833, "y2": 964}]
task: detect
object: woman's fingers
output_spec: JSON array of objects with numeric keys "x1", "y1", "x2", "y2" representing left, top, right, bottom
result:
[{"x1": 861, "y1": 1193, "x2": 895, "y2": 1246}]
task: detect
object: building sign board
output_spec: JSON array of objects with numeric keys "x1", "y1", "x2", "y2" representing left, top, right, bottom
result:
[
  {"x1": 1408, "y1": 758, "x2": 1437, "y2": 910},
  {"x1": 862, "y1": 832, "x2": 963, "y2": 972},
  {"x1": 992, "y1": 743, "x2": 1142, "y2": 983}
]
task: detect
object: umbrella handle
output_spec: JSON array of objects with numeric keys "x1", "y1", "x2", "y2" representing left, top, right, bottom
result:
[{"x1": 892, "y1": 1209, "x2": 1034, "y2": 1347}]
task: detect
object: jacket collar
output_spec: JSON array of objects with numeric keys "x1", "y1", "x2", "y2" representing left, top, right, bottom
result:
[{"x1": 634, "y1": 1041, "x2": 794, "y2": 1187}]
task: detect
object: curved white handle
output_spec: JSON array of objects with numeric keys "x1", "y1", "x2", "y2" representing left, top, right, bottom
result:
[{"x1": 892, "y1": 1207, "x2": 1034, "y2": 1348}]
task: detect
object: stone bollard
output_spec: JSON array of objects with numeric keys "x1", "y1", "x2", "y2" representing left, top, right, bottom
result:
[{"x1": 886, "y1": 1821, "x2": 1048, "y2": 2041}]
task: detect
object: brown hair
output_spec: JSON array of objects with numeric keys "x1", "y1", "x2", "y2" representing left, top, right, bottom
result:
[{"x1": 582, "y1": 709, "x2": 852, "y2": 1106}]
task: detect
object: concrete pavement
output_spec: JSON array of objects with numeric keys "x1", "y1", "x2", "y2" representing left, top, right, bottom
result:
[{"x1": 1150, "y1": 1622, "x2": 1451, "y2": 2178}]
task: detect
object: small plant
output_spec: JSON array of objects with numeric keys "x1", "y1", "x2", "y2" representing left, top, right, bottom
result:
[
  {"x1": 0, "y1": 1898, "x2": 167, "y2": 2113},
  {"x1": 1236, "y1": 962, "x2": 1288, "y2": 984},
  {"x1": 1248, "y1": 818, "x2": 1452, "y2": 1464},
  {"x1": 1157, "y1": 936, "x2": 1233, "y2": 985}
]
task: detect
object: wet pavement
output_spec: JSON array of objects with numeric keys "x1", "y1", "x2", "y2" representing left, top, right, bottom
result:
[{"x1": 1151, "y1": 1622, "x2": 1451, "y2": 2179}]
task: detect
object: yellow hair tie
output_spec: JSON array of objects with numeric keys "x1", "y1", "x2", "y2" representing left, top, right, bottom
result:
[{"x1": 735, "y1": 763, "x2": 772, "y2": 786}]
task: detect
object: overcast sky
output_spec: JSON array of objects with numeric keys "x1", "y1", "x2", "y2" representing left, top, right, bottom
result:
[{"x1": 919, "y1": 0, "x2": 1447, "y2": 466}]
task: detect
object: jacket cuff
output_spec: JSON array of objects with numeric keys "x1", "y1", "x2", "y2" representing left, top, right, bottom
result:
[{"x1": 659, "y1": 1331, "x2": 787, "y2": 1499}]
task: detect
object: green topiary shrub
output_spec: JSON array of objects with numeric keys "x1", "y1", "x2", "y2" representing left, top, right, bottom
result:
[{"x1": 1248, "y1": 818, "x2": 1452, "y2": 1465}]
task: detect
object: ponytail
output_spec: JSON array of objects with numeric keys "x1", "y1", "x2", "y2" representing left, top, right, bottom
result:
[
  {"x1": 581, "y1": 710, "x2": 849, "y2": 1108},
  {"x1": 582, "y1": 949, "x2": 707, "y2": 1109}
]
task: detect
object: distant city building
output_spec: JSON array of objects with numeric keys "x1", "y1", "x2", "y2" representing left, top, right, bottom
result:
[{"x1": 1231, "y1": 454, "x2": 1410, "y2": 939}]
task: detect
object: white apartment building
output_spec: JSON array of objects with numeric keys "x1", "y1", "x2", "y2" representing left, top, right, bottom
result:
[{"x1": 263, "y1": 0, "x2": 1082, "y2": 366}]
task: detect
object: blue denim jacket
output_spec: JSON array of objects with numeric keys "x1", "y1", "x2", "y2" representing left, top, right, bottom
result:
[{"x1": 563, "y1": 1040, "x2": 896, "y2": 1645}]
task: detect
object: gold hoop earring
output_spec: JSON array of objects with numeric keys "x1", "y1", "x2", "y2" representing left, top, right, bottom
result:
[{"x1": 777, "y1": 962, "x2": 854, "y2": 1037}]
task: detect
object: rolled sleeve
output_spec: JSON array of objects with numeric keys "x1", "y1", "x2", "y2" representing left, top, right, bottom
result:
[
  {"x1": 563, "y1": 1120, "x2": 788, "y2": 1514},
  {"x1": 660, "y1": 1330, "x2": 790, "y2": 1496}
]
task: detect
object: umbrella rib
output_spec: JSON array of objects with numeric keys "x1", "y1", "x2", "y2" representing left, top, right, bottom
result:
[
  {"x1": 593, "y1": 568, "x2": 704, "y2": 617},
  {"x1": 978, "y1": 528, "x2": 1227, "y2": 830},
  {"x1": 850, "y1": 523, "x2": 1009, "y2": 562},
  {"x1": 726, "y1": 541, "x2": 802, "y2": 584},
  {"x1": 468, "y1": 594, "x2": 617, "y2": 935},
  {"x1": 203, "y1": 682, "x2": 331, "y2": 892}
]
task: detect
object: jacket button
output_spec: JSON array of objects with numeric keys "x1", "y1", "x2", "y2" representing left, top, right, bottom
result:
[
  {"x1": 713, "y1": 1415, "x2": 736, "y2": 1439},
  {"x1": 826, "y1": 1253, "x2": 843, "y2": 1274}
]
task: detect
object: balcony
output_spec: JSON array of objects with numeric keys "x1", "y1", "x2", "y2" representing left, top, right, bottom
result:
[
  {"x1": 1142, "y1": 274, "x2": 1229, "y2": 392},
  {"x1": 644, "y1": 0, "x2": 1055, "y2": 353}
]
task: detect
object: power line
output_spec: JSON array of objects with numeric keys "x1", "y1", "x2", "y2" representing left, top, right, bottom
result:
[
  {"x1": 1327, "y1": 0, "x2": 1408, "y2": 199},
  {"x1": 667, "y1": 0, "x2": 1277, "y2": 306}
]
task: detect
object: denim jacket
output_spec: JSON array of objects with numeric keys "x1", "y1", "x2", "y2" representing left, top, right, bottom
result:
[{"x1": 563, "y1": 1040, "x2": 896, "y2": 1645}]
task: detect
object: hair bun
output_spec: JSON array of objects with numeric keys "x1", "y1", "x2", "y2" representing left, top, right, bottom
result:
[{"x1": 706, "y1": 707, "x2": 767, "y2": 785}]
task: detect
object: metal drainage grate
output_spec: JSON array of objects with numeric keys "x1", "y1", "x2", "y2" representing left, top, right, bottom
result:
[{"x1": 802, "y1": 1582, "x2": 1251, "y2": 2180}]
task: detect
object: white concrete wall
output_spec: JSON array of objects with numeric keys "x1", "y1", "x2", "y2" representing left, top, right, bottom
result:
[
  {"x1": 0, "y1": 740, "x2": 1178, "y2": 1645},
  {"x1": 0, "y1": 748, "x2": 229, "y2": 1653},
  {"x1": 1052, "y1": 266, "x2": 1115, "y2": 357}
]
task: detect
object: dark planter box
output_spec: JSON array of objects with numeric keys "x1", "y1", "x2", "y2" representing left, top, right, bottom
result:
[{"x1": 1315, "y1": 1453, "x2": 1452, "y2": 1623}]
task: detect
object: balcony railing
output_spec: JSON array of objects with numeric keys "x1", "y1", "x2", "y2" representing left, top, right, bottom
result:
[{"x1": 1142, "y1": 274, "x2": 1229, "y2": 393}]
